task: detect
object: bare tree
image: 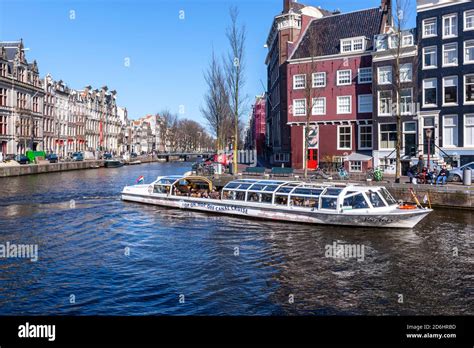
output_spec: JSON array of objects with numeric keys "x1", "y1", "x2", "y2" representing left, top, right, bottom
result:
[
  {"x1": 225, "y1": 6, "x2": 246, "y2": 171},
  {"x1": 390, "y1": 0, "x2": 413, "y2": 182},
  {"x1": 201, "y1": 51, "x2": 231, "y2": 151}
]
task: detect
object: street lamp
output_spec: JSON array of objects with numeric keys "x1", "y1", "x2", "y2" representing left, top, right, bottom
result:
[{"x1": 426, "y1": 128, "x2": 433, "y2": 171}]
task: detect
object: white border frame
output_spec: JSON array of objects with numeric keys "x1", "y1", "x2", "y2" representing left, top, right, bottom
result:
[
  {"x1": 464, "y1": 114, "x2": 474, "y2": 147},
  {"x1": 422, "y1": 78, "x2": 438, "y2": 108},
  {"x1": 422, "y1": 46, "x2": 438, "y2": 70},
  {"x1": 311, "y1": 97, "x2": 326, "y2": 115},
  {"x1": 422, "y1": 17, "x2": 437, "y2": 38},
  {"x1": 464, "y1": 10, "x2": 474, "y2": 32},
  {"x1": 336, "y1": 69, "x2": 352, "y2": 86},
  {"x1": 293, "y1": 74, "x2": 306, "y2": 90}
]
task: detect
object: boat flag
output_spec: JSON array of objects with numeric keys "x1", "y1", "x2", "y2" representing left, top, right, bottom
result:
[{"x1": 136, "y1": 176, "x2": 144, "y2": 184}]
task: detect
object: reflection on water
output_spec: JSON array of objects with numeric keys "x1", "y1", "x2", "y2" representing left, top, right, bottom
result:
[{"x1": 0, "y1": 162, "x2": 471, "y2": 315}]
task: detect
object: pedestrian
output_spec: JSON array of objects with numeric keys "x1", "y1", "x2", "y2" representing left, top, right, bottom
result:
[
  {"x1": 417, "y1": 155, "x2": 424, "y2": 174},
  {"x1": 408, "y1": 164, "x2": 418, "y2": 184},
  {"x1": 436, "y1": 165, "x2": 449, "y2": 185}
]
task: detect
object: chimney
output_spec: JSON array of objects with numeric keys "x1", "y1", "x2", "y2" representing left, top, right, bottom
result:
[{"x1": 283, "y1": 0, "x2": 294, "y2": 13}]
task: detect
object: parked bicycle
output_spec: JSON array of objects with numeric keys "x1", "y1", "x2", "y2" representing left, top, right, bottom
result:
[
  {"x1": 310, "y1": 167, "x2": 332, "y2": 180},
  {"x1": 366, "y1": 167, "x2": 384, "y2": 182}
]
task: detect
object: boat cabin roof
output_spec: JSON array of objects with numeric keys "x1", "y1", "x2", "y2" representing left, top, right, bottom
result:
[{"x1": 155, "y1": 175, "x2": 213, "y2": 190}]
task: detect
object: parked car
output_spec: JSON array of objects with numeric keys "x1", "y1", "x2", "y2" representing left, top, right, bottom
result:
[
  {"x1": 46, "y1": 153, "x2": 59, "y2": 163},
  {"x1": 72, "y1": 152, "x2": 84, "y2": 161},
  {"x1": 448, "y1": 162, "x2": 474, "y2": 182},
  {"x1": 103, "y1": 152, "x2": 113, "y2": 160},
  {"x1": 131, "y1": 152, "x2": 138, "y2": 158},
  {"x1": 15, "y1": 154, "x2": 29, "y2": 165}
]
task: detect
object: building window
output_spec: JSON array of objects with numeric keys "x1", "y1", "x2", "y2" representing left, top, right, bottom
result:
[
  {"x1": 350, "y1": 161, "x2": 362, "y2": 172},
  {"x1": 423, "y1": 78, "x2": 437, "y2": 107},
  {"x1": 293, "y1": 99, "x2": 306, "y2": 116},
  {"x1": 380, "y1": 124, "x2": 397, "y2": 149},
  {"x1": 443, "y1": 43, "x2": 458, "y2": 66},
  {"x1": 443, "y1": 76, "x2": 458, "y2": 105},
  {"x1": 293, "y1": 74, "x2": 306, "y2": 89},
  {"x1": 465, "y1": 40, "x2": 474, "y2": 64},
  {"x1": 340, "y1": 37, "x2": 365, "y2": 53},
  {"x1": 400, "y1": 63, "x2": 413, "y2": 82},
  {"x1": 423, "y1": 46, "x2": 437, "y2": 69},
  {"x1": 378, "y1": 66, "x2": 392, "y2": 85},
  {"x1": 465, "y1": 114, "x2": 474, "y2": 146},
  {"x1": 402, "y1": 34, "x2": 414, "y2": 47},
  {"x1": 423, "y1": 18, "x2": 437, "y2": 38},
  {"x1": 403, "y1": 122, "x2": 417, "y2": 156},
  {"x1": 378, "y1": 90, "x2": 392, "y2": 116},
  {"x1": 358, "y1": 67, "x2": 372, "y2": 84},
  {"x1": 312, "y1": 97, "x2": 325, "y2": 115},
  {"x1": 312, "y1": 72, "x2": 326, "y2": 88},
  {"x1": 465, "y1": 74, "x2": 474, "y2": 103},
  {"x1": 465, "y1": 10, "x2": 474, "y2": 31},
  {"x1": 0, "y1": 63, "x2": 6, "y2": 77},
  {"x1": 400, "y1": 88, "x2": 413, "y2": 114},
  {"x1": 0, "y1": 115, "x2": 6, "y2": 135},
  {"x1": 337, "y1": 96, "x2": 351, "y2": 114},
  {"x1": 443, "y1": 14, "x2": 458, "y2": 38},
  {"x1": 337, "y1": 126, "x2": 352, "y2": 150},
  {"x1": 0, "y1": 88, "x2": 7, "y2": 106},
  {"x1": 358, "y1": 124, "x2": 372, "y2": 150},
  {"x1": 358, "y1": 94, "x2": 373, "y2": 113},
  {"x1": 337, "y1": 70, "x2": 352, "y2": 86},
  {"x1": 443, "y1": 115, "x2": 458, "y2": 147}
]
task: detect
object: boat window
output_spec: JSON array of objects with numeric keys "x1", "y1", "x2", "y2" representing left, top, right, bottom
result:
[
  {"x1": 343, "y1": 194, "x2": 369, "y2": 210},
  {"x1": 158, "y1": 178, "x2": 175, "y2": 185},
  {"x1": 263, "y1": 185, "x2": 279, "y2": 192},
  {"x1": 154, "y1": 185, "x2": 170, "y2": 194},
  {"x1": 275, "y1": 195, "x2": 288, "y2": 205},
  {"x1": 379, "y1": 188, "x2": 397, "y2": 205},
  {"x1": 277, "y1": 186, "x2": 297, "y2": 194},
  {"x1": 324, "y1": 188, "x2": 343, "y2": 196},
  {"x1": 249, "y1": 184, "x2": 266, "y2": 191},
  {"x1": 247, "y1": 192, "x2": 260, "y2": 202},
  {"x1": 367, "y1": 191, "x2": 386, "y2": 208},
  {"x1": 290, "y1": 196, "x2": 306, "y2": 207},
  {"x1": 320, "y1": 197, "x2": 338, "y2": 210},
  {"x1": 237, "y1": 184, "x2": 252, "y2": 190},
  {"x1": 225, "y1": 182, "x2": 241, "y2": 189},
  {"x1": 261, "y1": 193, "x2": 273, "y2": 204},
  {"x1": 293, "y1": 188, "x2": 323, "y2": 196},
  {"x1": 302, "y1": 197, "x2": 318, "y2": 208},
  {"x1": 232, "y1": 191, "x2": 246, "y2": 201}
]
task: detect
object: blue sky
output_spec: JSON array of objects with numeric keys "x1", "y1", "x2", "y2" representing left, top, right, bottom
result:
[{"x1": 0, "y1": 0, "x2": 416, "y2": 125}]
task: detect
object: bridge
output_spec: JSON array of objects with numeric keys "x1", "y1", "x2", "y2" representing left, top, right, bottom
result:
[{"x1": 155, "y1": 152, "x2": 214, "y2": 162}]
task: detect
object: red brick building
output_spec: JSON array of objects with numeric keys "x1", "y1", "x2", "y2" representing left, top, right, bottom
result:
[
  {"x1": 265, "y1": 0, "x2": 336, "y2": 166},
  {"x1": 286, "y1": 2, "x2": 392, "y2": 171},
  {"x1": 249, "y1": 94, "x2": 266, "y2": 157}
]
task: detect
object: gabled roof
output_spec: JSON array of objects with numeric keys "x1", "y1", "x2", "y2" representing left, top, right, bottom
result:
[{"x1": 290, "y1": 7, "x2": 384, "y2": 60}]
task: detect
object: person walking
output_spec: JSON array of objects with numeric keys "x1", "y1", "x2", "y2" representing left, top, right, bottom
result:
[{"x1": 417, "y1": 155, "x2": 424, "y2": 174}]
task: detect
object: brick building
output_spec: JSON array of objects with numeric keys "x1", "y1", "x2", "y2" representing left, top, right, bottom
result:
[{"x1": 286, "y1": 2, "x2": 392, "y2": 171}]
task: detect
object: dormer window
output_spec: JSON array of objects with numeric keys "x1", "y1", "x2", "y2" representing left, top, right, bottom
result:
[{"x1": 340, "y1": 37, "x2": 366, "y2": 54}]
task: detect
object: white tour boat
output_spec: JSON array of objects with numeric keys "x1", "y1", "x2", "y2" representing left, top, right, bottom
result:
[{"x1": 121, "y1": 175, "x2": 432, "y2": 228}]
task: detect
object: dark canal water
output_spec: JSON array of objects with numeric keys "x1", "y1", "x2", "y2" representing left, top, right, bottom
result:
[{"x1": 0, "y1": 162, "x2": 471, "y2": 315}]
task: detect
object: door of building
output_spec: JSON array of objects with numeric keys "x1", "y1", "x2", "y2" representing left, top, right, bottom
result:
[{"x1": 307, "y1": 149, "x2": 318, "y2": 169}]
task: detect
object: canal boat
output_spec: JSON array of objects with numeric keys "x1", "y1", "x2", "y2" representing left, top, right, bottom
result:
[
  {"x1": 121, "y1": 175, "x2": 432, "y2": 228},
  {"x1": 104, "y1": 159, "x2": 124, "y2": 168}
]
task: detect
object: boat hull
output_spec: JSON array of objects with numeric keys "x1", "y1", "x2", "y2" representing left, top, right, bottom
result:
[
  {"x1": 121, "y1": 190, "x2": 431, "y2": 229},
  {"x1": 105, "y1": 160, "x2": 124, "y2": 168}
]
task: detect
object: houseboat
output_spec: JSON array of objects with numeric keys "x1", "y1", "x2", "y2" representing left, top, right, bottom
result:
[{"x1": 121, "y1": 175, "x2": 432, "y2": 228}]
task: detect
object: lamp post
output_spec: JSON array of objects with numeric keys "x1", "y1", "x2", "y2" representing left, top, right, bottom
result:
[{"x1": 426, "y1": 128, "x2": 432, "y2": 171}]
